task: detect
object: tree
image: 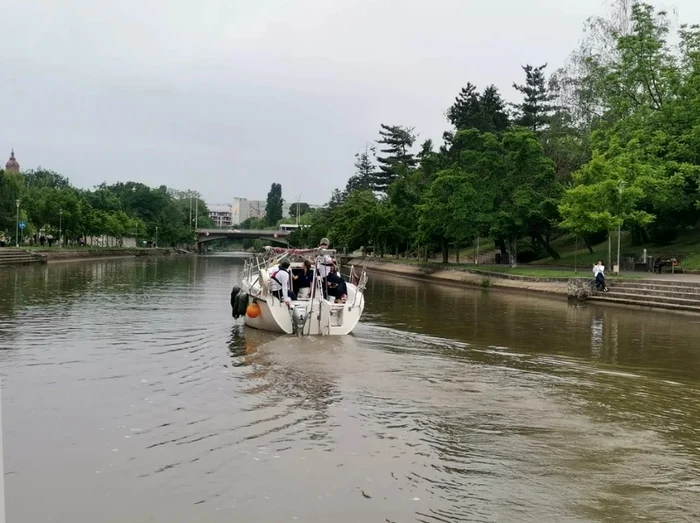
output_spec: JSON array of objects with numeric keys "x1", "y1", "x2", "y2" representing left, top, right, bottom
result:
[
  {"x1": 346, "y1": 145, "x2": 376, "y2": 194},
  {"x1": 288, "y1": 202, "x2": 311, "y2": 220},
  {"x1": 417, "y1": 170, "x2": 482, "y2": 263},
  {"x1": 23, "y1": 169, "x2": 71, "y2": 190},
  {"x1": 447, "y1": 83, "x2": 510, "y2": 133},
  {"x1": 512, "y1": 64, "x2": 556, "y2": 133},
  {"x1": 373, "y1": 124, "x2": 417, "y2": 193},
  {"x1": 0, "y1": 169, "x2": 23, "y2": 235},
  {"x1": 265, "y1": 183, "x2": 283, "y2": 226}
]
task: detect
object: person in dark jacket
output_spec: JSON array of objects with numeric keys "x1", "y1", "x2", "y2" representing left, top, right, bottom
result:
[{"x1": 293, "y1": 260, "x2": 314, "y2": 298}]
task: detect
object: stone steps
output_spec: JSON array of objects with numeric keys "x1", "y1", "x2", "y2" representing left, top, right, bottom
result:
[
  {"x1": 588, "y1": 295, "x2": 700, "y2": 313},
  {"x1": 0, "y1": 249, "x2": 44, "y2": 266},
  {"x1": 590, "y1": 278, "x2": 700, "y2": 313},
  {"x1": 612, "y1": 279, "x2": 700, "y2": 290},
  {"x1": 607, "y1": 287, "x2": 700, "y2": 300},
  {"x1": 603, "y1": 290, "x2": 700, "y2": 307}
]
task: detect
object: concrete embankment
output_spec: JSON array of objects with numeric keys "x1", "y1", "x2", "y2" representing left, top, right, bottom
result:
[
  {"x1": 41, "y1": 248, "x2": 177, "y2": 263},
  {"x1": 351, "y1": 259, "x2": 571, "y2": 296}
]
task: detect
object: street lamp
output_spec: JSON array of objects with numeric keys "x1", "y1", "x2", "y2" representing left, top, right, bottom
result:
[
  {"x1": 15, "y1": 199, "x2": 20, "y2": 247},
  {"x1": 615, "y1": 181, "x2": 626, "y2": 275},
  {"x1": 155, "y1": 226, "x2": 159, "y2": 248},
  {"x1": 59, "y1": 208, "x2": 63, "y2": 248}
]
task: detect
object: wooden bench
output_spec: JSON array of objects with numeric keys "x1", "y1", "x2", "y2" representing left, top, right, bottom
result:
[{"x1": 652, "y1": 255, "x2": 684, "y2": 274}]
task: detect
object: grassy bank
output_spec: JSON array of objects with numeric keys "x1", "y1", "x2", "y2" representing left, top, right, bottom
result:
[
  {"x1": 364, "y1": 257, "x2": 639, "y2": 280},
  {"x1": 34, "y1": 247, "x2": 174, "y2": 262},
  {"x1": 536, "y1": 231, "x2": 700, "y2": 270}
]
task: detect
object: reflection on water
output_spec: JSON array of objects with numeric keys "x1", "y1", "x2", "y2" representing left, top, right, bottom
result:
[{"x1": 1, "y1": 255, "x2": 700, "y2": 522}]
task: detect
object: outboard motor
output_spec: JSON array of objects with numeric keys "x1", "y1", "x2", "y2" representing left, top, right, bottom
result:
[
  {"x1": 291, "y1": 304, "x2": 307, "y2": 336},
  {"x1": 230, "y1": 286, "x2": 241, "y2": 317}
]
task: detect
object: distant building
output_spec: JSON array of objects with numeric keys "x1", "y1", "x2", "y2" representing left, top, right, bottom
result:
[
  {"x1": 5, "y1": 149, "x2": 19, "y2": 173},
  {"x1": 232, "y1": 197, "x2": 267, "y2": 225},
  {"x1": 208, "y1": 204, "x2": 233, "y2": 228}
]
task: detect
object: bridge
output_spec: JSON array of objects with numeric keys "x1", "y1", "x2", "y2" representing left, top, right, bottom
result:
[{"x1": 195, "y1": 228, "x2": 292, "y2": 251}]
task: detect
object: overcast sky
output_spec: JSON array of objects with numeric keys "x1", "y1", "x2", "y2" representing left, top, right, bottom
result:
[{"x1": 3, "y1": 0, "x2": 698, "y2": 206}]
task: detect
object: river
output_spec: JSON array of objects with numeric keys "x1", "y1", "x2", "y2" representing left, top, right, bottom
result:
[{"x1": 1, "y1": 254, "x2": 699, "y2": 522}]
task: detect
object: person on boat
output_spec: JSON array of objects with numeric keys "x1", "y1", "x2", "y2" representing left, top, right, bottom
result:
[
  {"x1": 317, "y1": 238, "x2": 347, "y2": 302},
  {"x1": 269, "y1": 259, "x2": 297, "y2": 305},
  {"x1": 593, "y1": 260, "x2": 609, "y2": 292},
  {"x1": 292, "y1": 259, "x2": 314, "y2": 299}
]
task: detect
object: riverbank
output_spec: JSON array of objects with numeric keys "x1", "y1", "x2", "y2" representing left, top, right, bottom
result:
[
  {"x1": 352, "y1": 258, "x2": 575, "y2": 296},
  {"x1": 37, "y1": 248, "x2": 179, "y2": 263}
]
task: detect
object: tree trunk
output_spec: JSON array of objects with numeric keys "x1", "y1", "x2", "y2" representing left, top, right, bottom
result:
[
  {"x1": 498, "y1": 238, "x2": 507, "y2": 256},
  {"x1": 442, "y1": 239, "x2": 449, "y2": 264},
  {"x1": 509, "y1": 236, "x2": 518, "y2": 268},
  {"x1": 584, "y1": 237, "x2": 594, "y2": 254},
  {"x1": 534, "y1": 233, "x2": 561, "y2": 260},
  {"x1": 455, "y1": 242, "x2": 460, "y2": 264}
]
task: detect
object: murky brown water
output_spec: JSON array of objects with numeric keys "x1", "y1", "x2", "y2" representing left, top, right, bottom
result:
[{"x1": 1, "y1": 254, "x2": 700, "y2": 522}]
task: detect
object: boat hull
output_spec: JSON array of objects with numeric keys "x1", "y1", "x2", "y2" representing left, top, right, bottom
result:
[{"x1": 243, "y1": 289, "x2": 365, "y2": 336}]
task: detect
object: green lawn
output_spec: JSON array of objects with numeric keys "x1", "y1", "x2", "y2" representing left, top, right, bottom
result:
[
  {"x1": 471, "y1": 265, "x2": 640, "y2": 279},
  {"x1": 21, "y1": 245, "x2": 147, "y2": 252},
  {"x1": 537, "y1": 230, "x2": 700, "y2": 270},
  {"x1": 365, "y1": 257, "x2": 639, "y2": 279}
]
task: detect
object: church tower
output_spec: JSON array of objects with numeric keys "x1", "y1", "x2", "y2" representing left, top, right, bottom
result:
[{"x1": 5, "y1": 149, "x2": 20, "y2": 173}]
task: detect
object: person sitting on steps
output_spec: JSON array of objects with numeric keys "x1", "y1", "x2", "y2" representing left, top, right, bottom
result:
[{"x1": 593, "y1": 260, "x2": 609, "y2": 292}]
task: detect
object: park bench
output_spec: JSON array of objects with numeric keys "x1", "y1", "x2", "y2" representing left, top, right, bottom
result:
[{"x1": 652, "y1": 254, "x2": 684, "y2": 274}]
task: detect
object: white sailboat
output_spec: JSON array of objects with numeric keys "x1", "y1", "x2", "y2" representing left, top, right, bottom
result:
[{"x1": 233, "y1": 247, "x2": 368, "y2": 336}]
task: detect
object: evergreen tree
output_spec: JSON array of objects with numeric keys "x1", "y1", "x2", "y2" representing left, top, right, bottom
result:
[
  {"x1": 346, "y1": 145, "x2": 376, "y2": 194},
  {"x1": 373, "y1": 124, "x2": 417, "y2": 193},
  {"x1": 265, "y1": 183, "x2": 283, "y2": 226},
  {"x1": 446, "y1": 83, "x2": 481, "y2": 130},
  {"x1": 512, "y1": 64, "x2": 556, "y2": 133},
  {"x1": 446, "y1": 83, "x2": 510, "y2": 133},
  {"x1": 479, "y1": 85, "x2": 510, "y2": 133}
]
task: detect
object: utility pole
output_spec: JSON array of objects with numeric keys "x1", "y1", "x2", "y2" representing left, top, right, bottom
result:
[
  {"x1": 194, "y1": 194, "x2": 199, "y2": 229},
  {"x1": 296, "y1": 193, "x2": 302, "y2": 225},
  {"x1": 615, "y1": 181, "x2": 626, "y2": 275},
  {"x1": 15, "y1": 199, "x2": 20, "y2": 247},
  {"x1": 59, "y1": 209, "x2": 63, "y2": 248},
  {"x1": 189, "y1": 191, "x2": 193, "y2": 229}
]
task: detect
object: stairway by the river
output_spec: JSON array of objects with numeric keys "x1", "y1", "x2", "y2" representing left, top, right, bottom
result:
[
  {"x1": 0, "y1": 249, "x2": 45, "y2": 267},
  {"x1": 590, "y1": 278, "x2": 700, "y2": 313}
]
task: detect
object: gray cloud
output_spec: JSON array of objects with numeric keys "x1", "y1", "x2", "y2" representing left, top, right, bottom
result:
[{"x1": 3, "y1": 0, "x2": 698, "y2": 205}]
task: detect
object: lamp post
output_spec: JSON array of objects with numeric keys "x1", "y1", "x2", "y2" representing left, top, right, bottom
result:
[
  {"x1": 296, "y1": 193, "x2": 302, "y2": 225},
  {"x1": 15, "y1": 199, "x2": 20, "y2": 247},
  {"x1": 615, "y1": 181, "x2": 626, "y2": 275},
  {"x1": 155, "y1": 226, "x2": 159, "y2": 248},
  {"x1": 59, "y1": 208, "x2": 63, "y2": 248}
]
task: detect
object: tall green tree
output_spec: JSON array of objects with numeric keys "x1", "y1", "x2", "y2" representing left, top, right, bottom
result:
[
  {"x1": 265, "y1": 183, "x2": 284, "y2": 226},
  {"x1": 0, "y1": 170, "x2": 23, "y2": 235},
  {"x1": 288, "y1": 202, "x2": 311, "y2": 220},
  {"x1": 373, "y1": 124, "x2": 417, "y2": 193},
  {"x1": 346, "y1": 145, "x2": 376, "y2": 193},
  {"x1": 447, "y1": 83, "x2": 510, "y2": 133},
  {"x1": 512, "y1": 64, "x2": 556, "y2": 133}
]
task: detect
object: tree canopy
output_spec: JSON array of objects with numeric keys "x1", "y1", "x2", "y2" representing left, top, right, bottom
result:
[{"x1": 288, "y1": 1, "x2": 700, "y2": 264}]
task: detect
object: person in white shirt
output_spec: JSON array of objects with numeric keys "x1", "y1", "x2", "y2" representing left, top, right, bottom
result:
[
  {"x1": 269, "y1": 260, "x2": 296, "y2": 305},
  {"x1": 593, "y1": 260, "x2": 608, "y2": 292}
]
